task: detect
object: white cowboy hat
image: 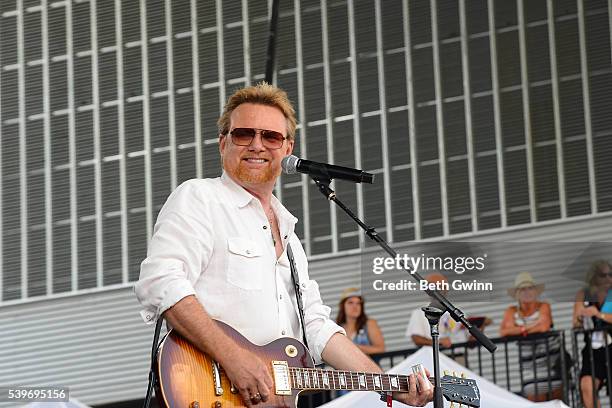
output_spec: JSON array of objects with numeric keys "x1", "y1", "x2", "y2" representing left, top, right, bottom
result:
[{"x1": 507, "y1": 271, "x2": 545, "y2": 298}]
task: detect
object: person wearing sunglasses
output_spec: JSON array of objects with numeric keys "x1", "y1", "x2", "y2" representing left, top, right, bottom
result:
[
  {"x1": 573, "y1": 260, "x2": 612, "y2": 408},
  {"x1": 136, "y1": 83, "x2": 433, "y2": 407},
  {"x1": 500, "y1": 272, "x2": 563, "y2": 402}
]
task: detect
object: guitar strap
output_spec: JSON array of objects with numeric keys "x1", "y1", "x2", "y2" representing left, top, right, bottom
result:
[
  {"x1": 142, "y1": 317, "x2": 163, "y2": 408},
  {"x1": 286, "y1": 242, "x2": 310, "y2": 351}
]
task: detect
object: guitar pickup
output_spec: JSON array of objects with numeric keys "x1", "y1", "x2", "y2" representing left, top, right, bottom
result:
[{"x1": 271, "y1": 360, "x2": 292, "y2": 395}]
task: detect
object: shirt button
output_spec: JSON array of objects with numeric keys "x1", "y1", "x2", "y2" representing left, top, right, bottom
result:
[
  {"x1": 279, "y1": 294, "x2": 283, "y2": 300},
  {"x1": 263, "y1": 225, "x2": 268, "y2": 229},
  {"x1": 282, "y1": 330, "x2": 286, "y2": 335},
  {"x1": 284, "y1": 235, "x2": 288, "y2": 239},
  {"x1": 246, "y1": 249, "x2": 251, "y2": 255}
]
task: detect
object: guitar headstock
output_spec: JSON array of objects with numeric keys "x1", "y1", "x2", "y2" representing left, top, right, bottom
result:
[{"x1": 440, "y1": 371, "x2": 480, "y2": 408}]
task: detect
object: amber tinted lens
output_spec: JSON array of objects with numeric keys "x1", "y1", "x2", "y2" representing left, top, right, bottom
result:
[
  {"x1": 230, "y1": 128, "x2": 256, "y2": 146},
  {"x1": 260, "y1": 130, "x2": 285, "y2": 149}
]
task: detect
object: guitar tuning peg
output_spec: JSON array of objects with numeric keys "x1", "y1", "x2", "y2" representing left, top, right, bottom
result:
[
  {"x1": 453, "y1": 371, "x2": 458, "y2": 378},
  {"x1": 444, "y1": 370, "x2": 450, "y2": 376},
  {"x1": 450, "y1": 403, "x2": 455, "y2": 408},
  {"x1": 461, "y1": 372, "x2": 466, "y2": 379}
]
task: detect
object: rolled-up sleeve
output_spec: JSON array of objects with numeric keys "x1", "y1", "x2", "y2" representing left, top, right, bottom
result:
[
  {"x1": 301, "y1": 279, "x2": 346, "y2": 364},
  {"x1": 134, "y1": 182, "x2": 213, "y2": 323}
]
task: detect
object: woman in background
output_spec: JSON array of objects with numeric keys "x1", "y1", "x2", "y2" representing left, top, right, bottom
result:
[
  {"x1": 336, "y1": 287, "x2": 385, "y2": 356},
  {"x1": 500, "y1": 272, "x2": 560, "y2": 402},
  {"x1": 573, "y1": 260, "x2": 612, "y2": 408}
]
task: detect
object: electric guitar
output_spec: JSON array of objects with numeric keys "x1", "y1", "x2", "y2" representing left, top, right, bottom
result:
[{"x1": 155, "y1": 320, "x2": 480, "y2": 408}]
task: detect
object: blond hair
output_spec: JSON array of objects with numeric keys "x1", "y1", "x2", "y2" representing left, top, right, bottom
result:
[
  {"x1": 585, "y1": 259, "x2": 612, "y2": 289},
  {"x1": 217, "y1": 82, "x2": 297, "y2": 140}
]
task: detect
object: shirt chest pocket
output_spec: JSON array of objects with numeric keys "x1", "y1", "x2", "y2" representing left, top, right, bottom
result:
[{"x1": 226, "y1": 237, "x2": 267, "y2": 290}]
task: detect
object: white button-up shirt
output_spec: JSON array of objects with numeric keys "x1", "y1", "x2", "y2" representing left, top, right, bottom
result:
[{"x1": 135, "y1": 172, "x2": 344, "y2": 363}]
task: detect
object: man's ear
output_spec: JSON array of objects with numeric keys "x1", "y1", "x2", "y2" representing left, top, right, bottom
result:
[
  {"x1": 219, "y1": 134, "x2": 226, "y2": 155},
  {"x1": 285, "y1": 138, "x2": 295, "y2": 156}
]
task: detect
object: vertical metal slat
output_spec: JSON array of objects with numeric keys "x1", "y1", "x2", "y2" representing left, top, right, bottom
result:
[
  {"x1": 374, "y1": 0, "x2": 394, "y2": 242},
  {"x1": 402, "y1": 0, "x2": 421, "y2": 240},
  {"x1": 319, "y1": 0, "x2": 338, "y2": 253},
  {"x1": 190, "y1": 0, "x2": 203, "y2": 179},
  {"x1": 430, "y1": 0, "x2": 449, "y2": 236},
  {"x1": 517, "y1": 0, "x2": 536, "y2": 223},
  {"x1": 487, "y1": 0, "x2": 508, "y2": 228},
  {"x1": 91, "y1": 0, "x2": 104, "y2": 287},
  {"x1": 347, "y1": 0, "x2": 366, "y2": 248},
  {"x1": 165, "y1": 0, "x2": 177, "y2": 190},
  {"x1": 459, "y1": 0, "x2": 478, "y2": 232},
  {"x1": 114, "y1": 0, "x2": 129, "y2": 283},
  {"x1": 577, "y1": 0, "x2": 597, "y2": 214},
  {"x1": 42, "y1": 0, "x2": 54, "y2": 294},
  {"x1": 66, "y1": 0, "x2": 78, "y2": 291},
  {"x1": 242, "y1": 0, "x2": 251, "y2": 86},
  {"x1": 0, "y1": 0, "x2": 3, "y2": 302},
  {"x1": 140, "y1": 0, "x2": 153, "y2": 240},
  {"x1": 17, "y1": 0, "x2": 28, "y2": 297},
  {"x1": 547, "y1": 0, "x2": 567, "y2": 218},
  {"x1": 294, "y1": 0, "x2": 312, "y2": 256}
]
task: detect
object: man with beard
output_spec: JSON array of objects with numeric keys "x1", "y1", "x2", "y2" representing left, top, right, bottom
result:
[{"x1": 135, "y1": 83, "x2": 433, "y2": 407}]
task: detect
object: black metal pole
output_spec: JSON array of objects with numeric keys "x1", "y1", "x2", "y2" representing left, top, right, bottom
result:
[
  {"x1": 423, "y1": 306, "x2": 444, "y2": 408},
  {"x1": 264, "y1": 0, "x2": 281, "y2": 84}
]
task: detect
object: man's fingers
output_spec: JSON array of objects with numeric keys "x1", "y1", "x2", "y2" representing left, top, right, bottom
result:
[
  {"x1": 408, "y1": 373, "x2": 417, "y2": 395},
  {"x1": 417, "y1": 372, "x2": 433, "y2": 392},
  {"x1": 239, "y1": 388, "x2": 254, "y2": 408}
]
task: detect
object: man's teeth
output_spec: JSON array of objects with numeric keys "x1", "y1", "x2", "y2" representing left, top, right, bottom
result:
[{"x1": 246, "y1": 158, "x2": 266, "y2": 162}]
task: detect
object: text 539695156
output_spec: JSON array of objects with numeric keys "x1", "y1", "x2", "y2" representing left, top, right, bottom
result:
[{"x1": 0, "y1": 386, "x2": 69, "y2": 402}]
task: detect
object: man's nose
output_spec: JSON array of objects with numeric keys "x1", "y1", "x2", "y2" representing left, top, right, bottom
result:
[{"x1": 247, "y1": 132, "x2": 266, "y2": 150}]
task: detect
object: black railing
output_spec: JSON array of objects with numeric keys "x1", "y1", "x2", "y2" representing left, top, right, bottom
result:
[
  {"x1": 298, "y1": 331, "x2": 574, "y2": 408},
  {"x1": 571, "y1": 327, "x2": 612, "y2": 408}
]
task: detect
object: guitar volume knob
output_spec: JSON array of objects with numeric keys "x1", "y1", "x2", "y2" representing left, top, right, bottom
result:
[{"x1": 189, "y1": 402, "x2": 200, "y2": 408}]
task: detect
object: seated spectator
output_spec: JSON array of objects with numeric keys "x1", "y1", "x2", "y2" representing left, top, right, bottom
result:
[
  {"x1": 405, "y1": 273, "x2": 490, "y2": 364},
  {"x1": 573, "y1": 260, "x2": 612, "y2": 408},
  {"x1": 500, "y1": 271, "x2": 562, "y2": 402},
  {"x1": 335, "y1": 287, "x2": 385, "y2": 356}
]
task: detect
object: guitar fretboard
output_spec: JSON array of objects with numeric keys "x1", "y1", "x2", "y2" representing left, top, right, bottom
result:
[{"x1": 288, "y1": 368, "x2": 410, "y2": 392}]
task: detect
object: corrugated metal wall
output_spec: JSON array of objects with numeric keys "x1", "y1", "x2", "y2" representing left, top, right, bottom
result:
[{"x1": 0, "y1": 214, "x2": 610, "y2": 406}]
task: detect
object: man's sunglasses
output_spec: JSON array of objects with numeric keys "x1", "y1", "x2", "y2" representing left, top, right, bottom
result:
[{"x1": 228, "y1": 127, "x2": 286, "y2": 150}]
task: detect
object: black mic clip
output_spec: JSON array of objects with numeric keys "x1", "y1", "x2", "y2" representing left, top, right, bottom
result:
[{"x1": 312, "y1": 177, "x2": 335, "y2": 200}]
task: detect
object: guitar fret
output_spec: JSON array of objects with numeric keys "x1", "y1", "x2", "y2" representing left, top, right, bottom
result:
[
  {"x1": 358, "y1": 373, "x2": 366, "y2": 389},
  {"x1": 339, "y1": 372, "x2": 347, "y2": 389},
  {"x1": 390, "y1": 375, "x2": 400, "y2": 391},
  {"x1": 349, "y1": 371, "x2": 354, "y2": 390},
  {"x1": 304, "y1": 369, "x2": 311, "y2": 388},
  {"x1": 322, "y1": 371, "x2": 330, "y2": 388}
]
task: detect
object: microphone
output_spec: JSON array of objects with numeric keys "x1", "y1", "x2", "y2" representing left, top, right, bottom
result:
[{"x1": 281, "y1": 155, "x2": 374, "y2": 184}]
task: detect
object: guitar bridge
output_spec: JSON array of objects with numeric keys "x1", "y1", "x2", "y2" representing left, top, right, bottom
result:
[{"x1": 271, "y1": 360, "x2": 291, "y2": 395}]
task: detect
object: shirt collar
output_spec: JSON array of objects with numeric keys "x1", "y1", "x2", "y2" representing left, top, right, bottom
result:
[
  {"x1": 220, "y1": 171, "x2": 256, "y2": 208},
  {"x1": 220, "y1": 172, "x2": 298, "y2": 224}
]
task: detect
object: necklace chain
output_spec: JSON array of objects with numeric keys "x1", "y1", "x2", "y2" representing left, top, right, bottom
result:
[{"x1": 266, "y1": 207, "x2": 276, "y2": 246}]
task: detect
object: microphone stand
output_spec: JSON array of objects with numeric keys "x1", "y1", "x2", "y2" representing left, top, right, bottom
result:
[{"x1": 310, "y1": 177, "x2": 496, "y2": 408}]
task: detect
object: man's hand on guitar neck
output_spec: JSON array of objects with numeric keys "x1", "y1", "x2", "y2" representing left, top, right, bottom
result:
[
  {"x1": 163, "y1": 295, "x2": 273, "y2": 406},
  {"x1": 322, "y1": 333, "x2": 434, "y2": 407}
]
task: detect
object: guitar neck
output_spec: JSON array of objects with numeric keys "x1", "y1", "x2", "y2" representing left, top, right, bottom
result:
[{"x1": 288, "y1": 367, "x2": 412, "y2": 393}]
